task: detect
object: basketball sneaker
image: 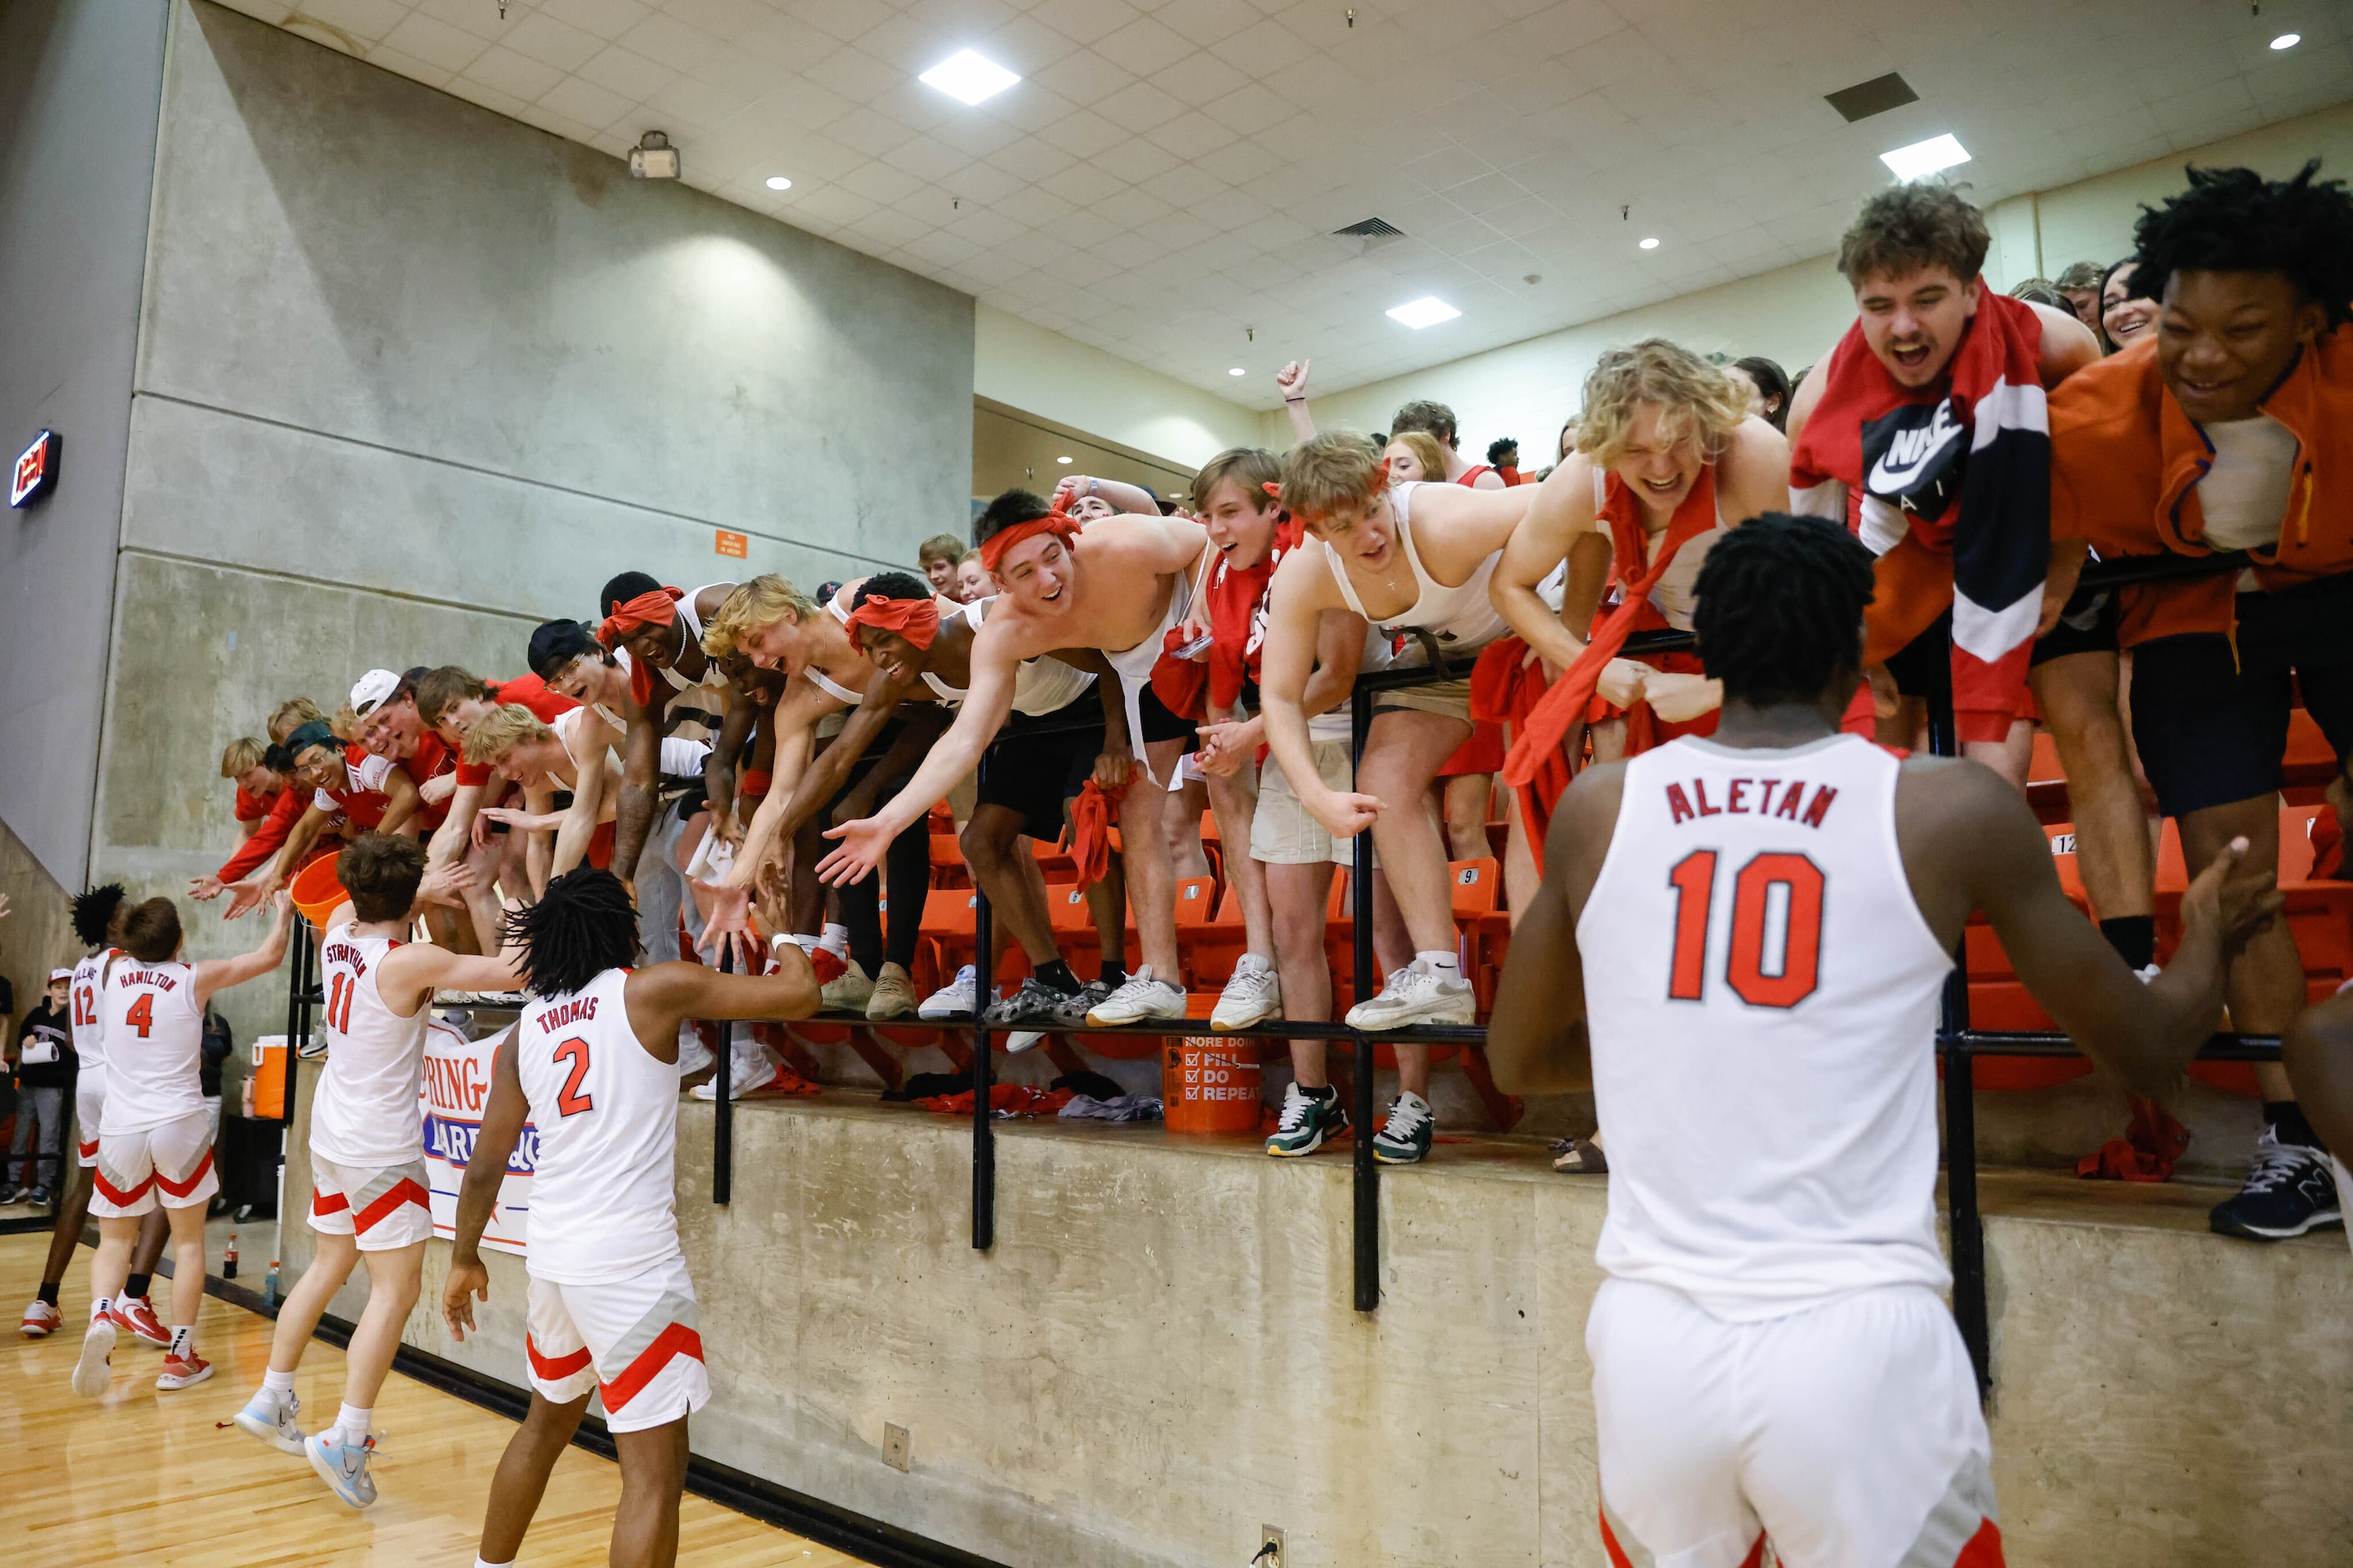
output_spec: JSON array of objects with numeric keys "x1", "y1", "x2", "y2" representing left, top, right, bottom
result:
[
  {"x1": 918, "y1": 964, "x2": 978, "y2": 1019},
  {"x1": 112, "y1": 1295, "x2": 172, "y2": 1348},
  {"x1": 307, "y1": 1429, "x2": 379, "y2": 1508},
  {"x1": 866, "y1": 963, "x2": 918, "y2": 1021},
  {"x1": 71, "y1": 1318, "x2": 115, "y2": 1397},
  {"x1": 1344, "y1": 959, "x2": 1475, "y2": 1031},
  {"x1": 156, "y1": 1353, "x2": 213, "y2": 1390},
  {"x1": 1085, "y1": 966, "x2": 1187, "y2": 1027},
  {"x1": 1371, "y1": 1090, "x2": 1435, "y2": 1166},
  {"x1": 2208, "y1": 1129, "x2": 2344, "y2": 1241},
  {"x1": 820, "y1": 959, "x2": 874, "y2": 1013},
  {"x1": 691, "y1": 1037, "x2": 777, "y2": 1100},
  {"x1": 234, "y1": 1385, "x2": 307, "y2": 1453},
  {"x1": 673, "y1": 1023, "x2": 714, "y2": 1078},
  {"x1": 20, "y1": 1298, "x2": 63, "y2": 1338},
  {"x1": 1266, "y1": 1082, "x2": 1348, "y2": 1156},
  {"x1": 1211, "y1": 955, "x2": 1282, "y2": 1031}
]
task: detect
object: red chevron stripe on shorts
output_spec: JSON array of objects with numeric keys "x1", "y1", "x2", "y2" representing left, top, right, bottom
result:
[
  {"x1": 527, "y1": 1334, "x2": 594, "y2": 1382},
  {"x1": 598, "y1": 1322, "x2": 705, "y2": 1412},
  {"x1": 352, "y1": 1178, "x2": 428, "y2": 1234},
  {"x1": 94, "y1": 1167, "x2": 153, "y2": 1207},
  {"x1": 154, "y1": 1147, "x2": 215, "y2": 1199},
  {"x1": 78, "y1": 1138, "x2": 99, "y2": 1160},
  {"x1": 312, "y1": 1188, "x2": 350, "y2": 1216}
]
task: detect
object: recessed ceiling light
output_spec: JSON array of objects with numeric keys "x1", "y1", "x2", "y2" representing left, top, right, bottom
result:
[
  {"x1": 764, "y1": 175, "x2": 792, "y2": 190},
  {"x1": 1056, "y1": 455, "x2": 1072, "y2": 463},
  {"x1": 2270, "y1": 32, "x2": 2300, "y2": 49},
  {"x1": 919, "y1": 49, "x2": 1020, "y2": 106},
  {"x1": 1228, "y1": 367, "x2": 1246, "y2": 376},
  {"x1": 1385, "y1": 296, "x2": 1460, "y2": 330},
  {"x1": 1880, "y1": 134, "x2": 1971, "y2": 181},
  {"x1": 1638, "y1": 236, "x2": 1660, "y2": 250}
]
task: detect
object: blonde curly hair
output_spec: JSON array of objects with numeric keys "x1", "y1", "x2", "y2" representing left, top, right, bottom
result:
[
  {"x1": 460, "y1": 703, "x2": 555, "y2": 766},
  {"x1": 700, "y1": 574, "x2": 817, "y2": 658},
  {"x1": 1575, "y1": 339, "x2": 1750, "y2": 468}
]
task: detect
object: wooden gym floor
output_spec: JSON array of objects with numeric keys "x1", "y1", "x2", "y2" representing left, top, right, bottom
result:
[{"x1": 0, "y1": 1232, "x2": 858, "y2": 1565}]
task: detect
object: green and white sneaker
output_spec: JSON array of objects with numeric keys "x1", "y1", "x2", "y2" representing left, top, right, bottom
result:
[
  {"x1": 1266, "y1": 1082, "x2": 1348, "y2": 1156},
  {"x1": 1371, "y1": 1090, "x2": 1435, "y2": 1165}
]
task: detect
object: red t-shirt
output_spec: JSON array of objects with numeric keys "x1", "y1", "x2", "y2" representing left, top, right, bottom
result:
[
  {"x1": 233, "y1": 782, "x2": 276, "y2": 822},
  {"x1": 314, "y1": 744, "x2": 397, "y2": 832},
  {"x1": 454, "y1": 675, "x2": 580, "y2": 787},
  {"x1": 1202, "y1": 517, "x2": 1304, "y2": 711},
  {"x1": 218, "y1": 786, "x2": 306, "y2": 883}
]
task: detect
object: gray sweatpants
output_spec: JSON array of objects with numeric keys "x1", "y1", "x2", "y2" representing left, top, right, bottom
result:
[
  {"x1": 9, "y1": 1085, "x2": 65, "y2": 1191},
  {"x1": 635, "y1": 805, "x2": 708, "y2": 966}
]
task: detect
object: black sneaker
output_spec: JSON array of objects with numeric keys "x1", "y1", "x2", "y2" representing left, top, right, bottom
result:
[
  {"x1": 984, "y1": 976, "x2": 1073, "y2": 1029},
  {"x1": 1266, "y1": 1082, "x2": 1349, "y2": 1156},
  {"x1": 2208, "y1": 1130, "x2": 2344, "y2": 1241},
  {"x1": 1050, "y1": 979, "x2": 1115, "y2": 1028}
]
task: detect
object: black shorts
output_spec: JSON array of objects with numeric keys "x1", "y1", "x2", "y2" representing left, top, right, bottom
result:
[
  {"x1": 978, "y1": 693, "x2": 1106, "y2": 841},
  {"x1": 1884, "y1": 607, "x2": 1951, "y2": 700},
  {"x1": 2030, "y1": 583, "x2": 2120, "y2": 666},
  {"x1": 2128, "y1": 574, "x2": 2353, "y2": 818},
  {"x1": 822, "y1": 720, "x2": 916, "y2": 822},
  {"x1": 1135, "y1": 680, "x2": 1195, "y2": 745}
]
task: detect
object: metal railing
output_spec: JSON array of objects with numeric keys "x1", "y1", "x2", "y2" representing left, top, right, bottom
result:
[{"x1": 271, "y1": 545, "x2": 2286, "y2": 1395}]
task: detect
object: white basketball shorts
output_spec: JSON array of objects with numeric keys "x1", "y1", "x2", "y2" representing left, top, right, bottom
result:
[
  {"x1": 309, "y1": 1156, "x2": 433, "y2": 1250},
  {"x1": 74, "y1": 1074, "x2": 107, "y2": 1168},
  {"x1": 1587, "y1": 1277, "x2": 2005, "y2": 1568},
  {"x1": 524, "y1": 1253, "x2": 709, "y2": 1434},
  {"x1": 90, "y1": 1111, "x2": 219, "y2": 1217}
]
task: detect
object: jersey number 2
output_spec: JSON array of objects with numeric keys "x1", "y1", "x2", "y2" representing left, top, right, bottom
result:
[
  {"x1": 1667, "y1": 849, "x2": 1824, "y2": 1009},
  {"x1": 552, "y1": 1037, "x2": 595, "y2": 1117}
]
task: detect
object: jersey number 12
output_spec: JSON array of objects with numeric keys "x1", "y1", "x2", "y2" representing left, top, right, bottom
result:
[{"x1": 1667, "y1": 849, "x2": 1824, "y2": 1009}]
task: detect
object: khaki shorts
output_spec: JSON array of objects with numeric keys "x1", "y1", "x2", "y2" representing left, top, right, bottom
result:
[
  {"x1": 1374, "y1": 673, "x2": 1475, "y2": 724},
  {"x1": 1252, "y1": 740, "x2": 1355, "y2": 867}
]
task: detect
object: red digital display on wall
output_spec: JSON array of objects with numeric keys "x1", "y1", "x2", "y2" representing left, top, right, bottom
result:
[{"x1": 11, "y1": 430, "x2": 58, "y2": 508}]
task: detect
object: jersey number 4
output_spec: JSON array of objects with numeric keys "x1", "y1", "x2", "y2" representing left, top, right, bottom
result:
[
  {"x1": 124, "y1": 993, "x2": 155, "y2": 1038},
  {"x1": 1667, "y1": 849, "x2": 1824, "y2": 1009},
  {"x1": 552, "y1": 1037, "x2": 595, "y2": 1117}
]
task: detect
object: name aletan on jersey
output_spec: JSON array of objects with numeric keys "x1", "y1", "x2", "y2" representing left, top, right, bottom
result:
[{"x1": 1663, "y1": 777, "x2": 1839, "y2": 828}]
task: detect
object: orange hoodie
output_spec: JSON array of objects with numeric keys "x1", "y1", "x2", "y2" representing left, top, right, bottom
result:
[{"x1": 2050, "y1": 328, "x2": 2353, "y2": 647}]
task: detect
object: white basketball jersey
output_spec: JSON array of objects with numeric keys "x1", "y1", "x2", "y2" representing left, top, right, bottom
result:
[
  {"x1": 512, "y1": 968, "x2": 681, "y2": 1284},
  {"x1": 1577, "y1": 734, "x2": 1954, "y2": 1321},
  {"x1": 99, "y1": 959, "x2": 206, "y2": 1136},
  {"x1": 70, "y1": 948, "x2": 117, "y2": 1071},
  {"x1": 312, "y1": 931, "x2": 431, "y2": 1169}
]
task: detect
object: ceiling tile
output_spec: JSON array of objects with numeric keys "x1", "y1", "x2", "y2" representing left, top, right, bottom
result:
[
  {"x1": 377, "y1": 11, "x2": 488, "y2": 71},
  {"x1": 537, "y1": 73, "x2": 637, "y2": 130},
  {"x1": 576, "y1": 44, "x2": 674, "y2": 100},
  {"x1": 1090, "y1": 136, "x2": 1182, "y2": 186},
  {"x1": 460, "y1": 43, "x2": 565, "y2": 101},
  {"x1": 538, "y1": 0, "x2": 652, "y2": 44},
  {"x1": 1027, "y1": 0, "x2": 1143, "y2": 48}
]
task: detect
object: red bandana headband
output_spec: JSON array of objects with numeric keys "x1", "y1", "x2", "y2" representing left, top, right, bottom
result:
[
  {"x1": 845, "y1": 594, "x2": 941, "y2": 650},
  {"x1": 978, "y1": 491, "x2": 1082, "y2": 575},
  {"x1": 597, "y1": 586, "x2": 685, "y2": 648}
]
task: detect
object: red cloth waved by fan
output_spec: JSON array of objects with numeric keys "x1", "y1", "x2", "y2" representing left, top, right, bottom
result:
[
  {"x1": 1067, "y1": 775, "x2": 1131, "y2": 894},
  {"x1": 2076, "y1": 1093, "x2": 2192, "y2": 1182}
]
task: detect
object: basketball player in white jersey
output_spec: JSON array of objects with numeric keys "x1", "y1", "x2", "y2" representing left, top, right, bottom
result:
[
  {"x1": 443, "y1": 867, "x2": 818, "y2": 1568},
  {"x1": 76, "y1": 892, "x2": 295, "y2": 1398},
  {"x1": 813, "y1": 492, "x2": 1210, "y2": 1029},
  {"x1": 19, "y1": 885, "x2": 170, "y2": 1342},
  {"x1": 1489, "y1": 513, "x2": 2280, "y2": 1568},
  {"x1": 1257, "y1": 433, "x2": 1536, "y2": 1160},
  {"x1": 231, "y1": 832, "x2": 524, "y2": 1506}
]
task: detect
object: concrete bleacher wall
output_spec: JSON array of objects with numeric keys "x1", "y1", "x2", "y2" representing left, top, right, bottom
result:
[{"x1": 276, "y1": 1075, "x2": 2351, "y2": 1568}]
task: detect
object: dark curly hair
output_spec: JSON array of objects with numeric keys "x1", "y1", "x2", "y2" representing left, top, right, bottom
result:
[
  {"x1": 1837, "y1": 182, "x2": 1989, "y2": 285},
  {"x1": 72, "y1": 883, "x2": 128, "y2": 948},
  {"x1": 2128, "y1": 159, "x2": 2353, "y2": 328},
  {"x1": 1691, "y1": 513, "x2": 1877, "y2": 706},
  {"x1": 504, "y1": 867, "x2": 642, "y2": 999},
  {"x1": 850, "y1": 569, "x2": 934, "y2": 608}
]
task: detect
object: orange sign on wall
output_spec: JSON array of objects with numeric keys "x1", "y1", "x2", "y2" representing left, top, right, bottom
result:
[{"x1": 715, "y1": 529, "x2": 748, "y2": 559}]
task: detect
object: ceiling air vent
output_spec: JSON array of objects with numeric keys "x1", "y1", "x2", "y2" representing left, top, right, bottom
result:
[
  {"x1": 1824, "y1": 72, "x2": 1919, "y2": 124},
  {"x1": 1334, "y1": 216, "x2": 1404, "y2": 238}
]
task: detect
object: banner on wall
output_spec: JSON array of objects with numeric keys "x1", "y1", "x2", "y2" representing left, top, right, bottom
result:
[{"x1": 422, "y1": 1021, "x2": 534, "y2": 1256}]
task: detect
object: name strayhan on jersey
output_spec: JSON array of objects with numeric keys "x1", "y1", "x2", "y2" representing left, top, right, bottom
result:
[
  {"x1": 1664, "y1": 777, "x2": 1838, "y2": 828},
  {"x1": 535, "y1": 995, "x2": 600, "y2": 1034},
  {"x1": 114, "y1": 968, "x2": 180, "y2": 991},
  {"x1": 323, "y1": 941, "x2": 369, "y2": 978}
]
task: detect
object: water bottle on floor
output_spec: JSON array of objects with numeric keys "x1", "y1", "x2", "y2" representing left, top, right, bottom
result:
[{"x1": 265, "y1": 1258, "x2": 280, "y2": 1308}]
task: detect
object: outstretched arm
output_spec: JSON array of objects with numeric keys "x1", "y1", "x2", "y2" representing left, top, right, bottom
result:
[
  {"x1": 1259, "y1": 552, "x2": 1377, "y2": 840},
  {"x1": 193, "y1": 893, "x2": 296, "y2": 1007},
  {"x1": 611, "y1": 687, "x2": 666, "y2": 883},
  {"x1": 816, "y1": 646, "x2": 1020, "y2": 886},
  {"x1": 1275, "y1": 359, "x2": 1316, "y2": 443},
  {"x1": 443, "y1": 1033, "x2": 525, "y2": 1343},
  {"x1": 374, "y1": 767, "x2": 424, "y2": 838},
  {"x1": 624, "y1": 949, "x2": 820, "y2": 1060}
]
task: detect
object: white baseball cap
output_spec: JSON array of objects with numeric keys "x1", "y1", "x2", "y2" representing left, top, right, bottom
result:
[
  {"x1": 48, "y1": 969, "x2": 72, "y2": 984},
  {"x1": 350, "y1": 669, "x2": 402, "y2": 716}
]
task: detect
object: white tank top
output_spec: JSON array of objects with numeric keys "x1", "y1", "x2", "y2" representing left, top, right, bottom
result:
[
  {"x1": 70, "y1": 948, "x2": 117, "y2": 1072},
  {"x1": 512, "y1": 968, "x2": 681, "y2": 1283},
  {"x1": 1322, "y1": 480, "x2": 1509, "y2": 655},
  {"x1": 660, "y1": 584, "x2": 734, "y2": 696},
  {"x1": 311, "y1": 931, "x2": 431, "y2": 1168},
  {"x1": 2196, "y1": 412, "x2": 2298, "y2": 553},
  {"x1": 98, "y1": 959, "x2": 206, "y2": 1135},
  {"x1": 1577, "y1": 733, "x2": 1954, "y2": 1320},
  {"x1": 922, "y1": 598, "x2": 1097, "y2": 716}
]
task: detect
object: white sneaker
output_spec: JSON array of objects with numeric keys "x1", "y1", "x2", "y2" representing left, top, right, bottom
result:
[
  {"x1": 919, "y1": 965, "x2": 978, "y2": 1019},
  {"x1": 1085, "y1": 965, "x2": 1187, "y2": 1026},
  {"x1": 691, "y1": 1039, "x2": 777, "y2": 1100},
  {"x1": 1343, "y1": 959, "x2": 1475, "y2": 1031},
  {"x1": 674, "y1": 1024, "x2": 714, "y2": 1078},
  {"x1": 234, "y1": 1384, "x2": 307, "y2": 1454},
  {"x1": 1211, "y1": 954, "x2": 1282, "y2": 1030},
  {"x1": 821, "y1": 959, "x2": 874, "y2": 1012},
  {"x1": 72, "y1": 1318, "x2": 115, "y2": 1398}
]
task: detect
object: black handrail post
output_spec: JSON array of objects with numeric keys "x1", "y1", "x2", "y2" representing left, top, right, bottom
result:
[
  {"x1": 281, "y1": 918, "x2": 311, "y2": 1129},
  {"x1": 971, "y1": 887, "x2": 995, "y2": 1252},
  {"x1": 1349, "y1": 684, "x2": 1379, "y2": 1313},
  {"x1": 1925, "y1": 637, "x2": 1991, "y2": 1401},
  {"x1": 713, "y1": 939, "x2": 734, "y2": 1206}
]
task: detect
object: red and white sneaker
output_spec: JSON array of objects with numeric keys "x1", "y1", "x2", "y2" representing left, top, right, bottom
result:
[
  {"x1": 156, "y1": 1353, "x2": 213, "y2": 1390},
  {"x1": 111, "y1": 1296, "x2": 172, "y2": 1348},
  {"x1": 21, "y1": 1298, "x2": 63, "y2": 1338}
]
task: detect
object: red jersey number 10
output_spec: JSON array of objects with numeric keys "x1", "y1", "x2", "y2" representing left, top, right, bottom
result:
[{"x1": 1666, "y1": 849, "x2": 1825, "y2": 1009}]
